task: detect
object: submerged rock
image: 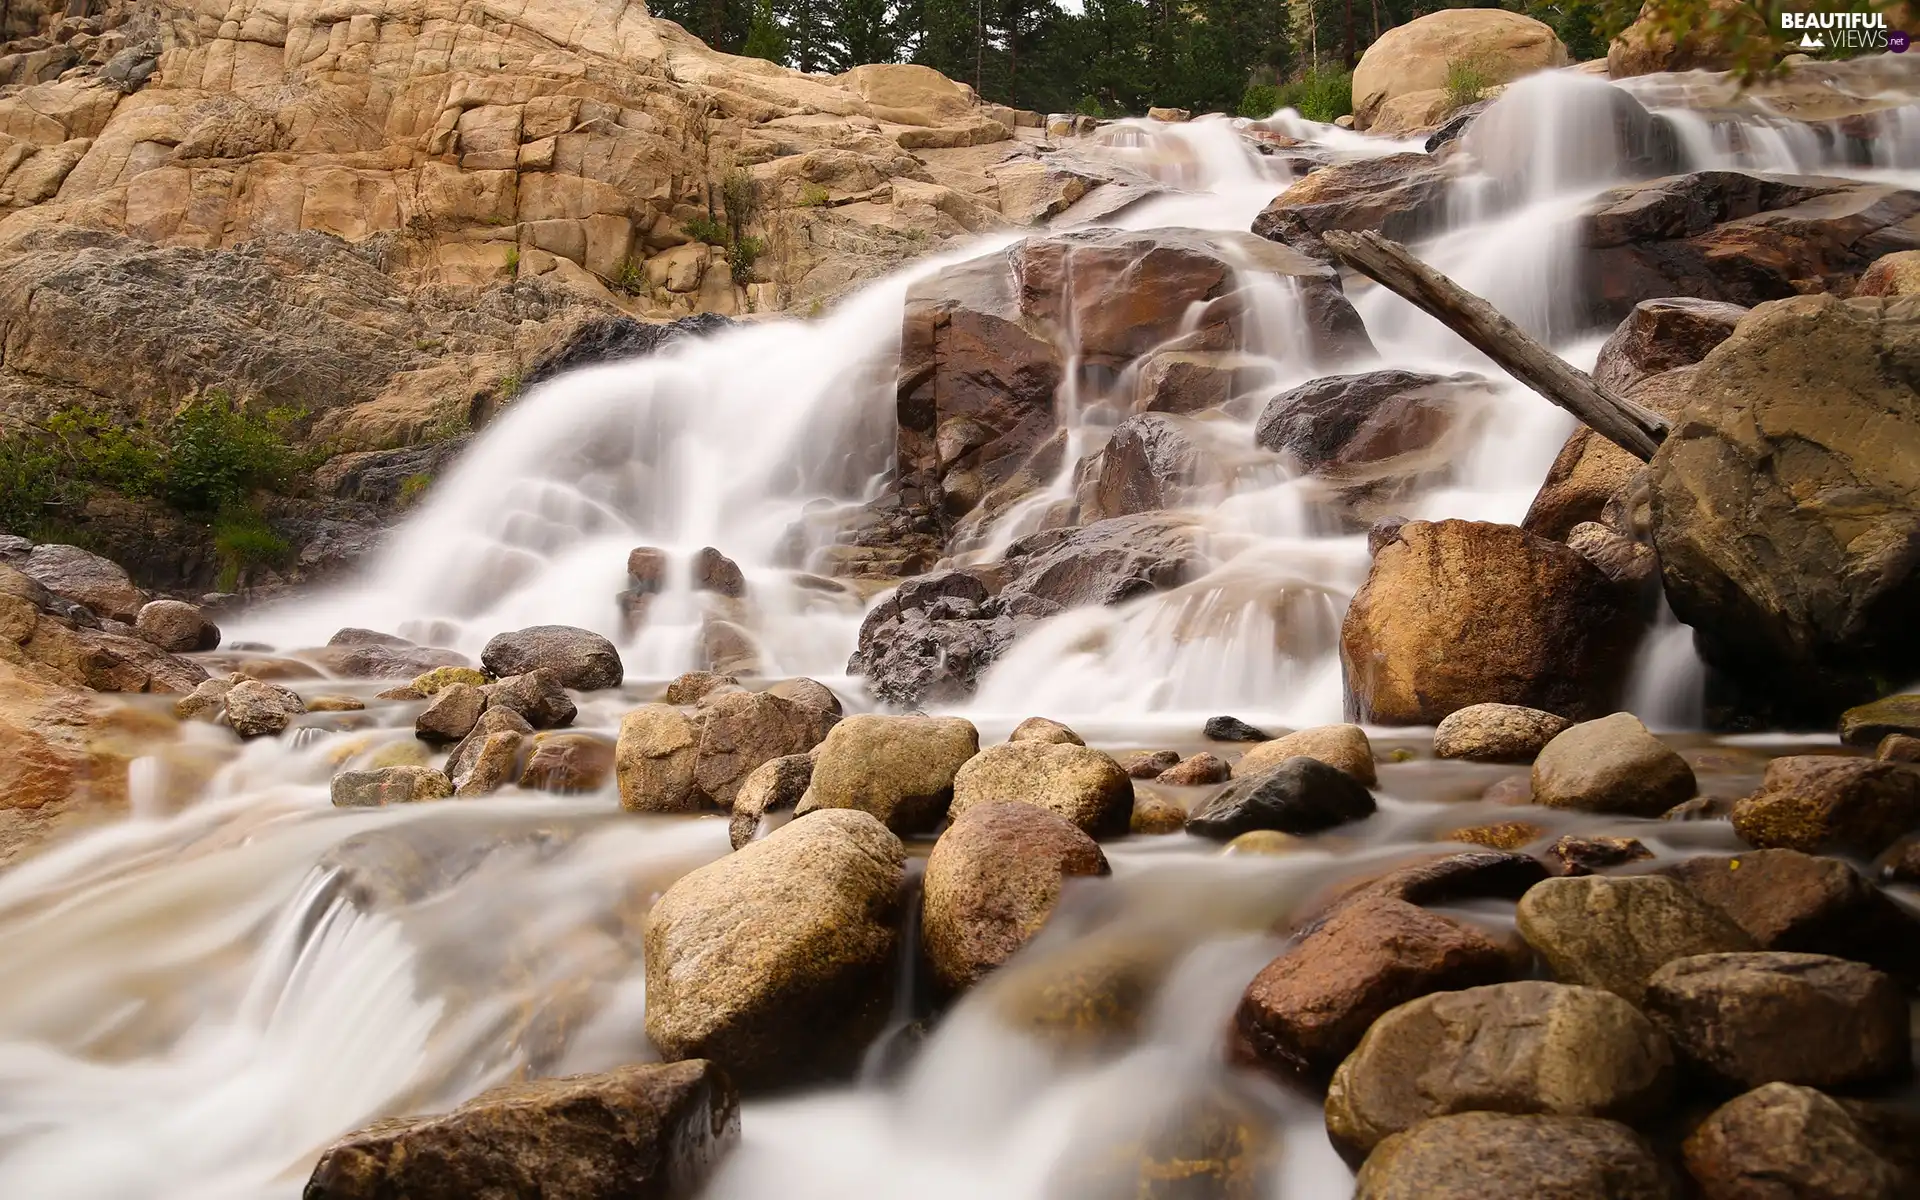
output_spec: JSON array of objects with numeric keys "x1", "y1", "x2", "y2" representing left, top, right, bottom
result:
[
  {"x1": 1157, "y1": 752, "x2": 1230, "y2": 786},
  {"x1": 1187, "y1": 756, "x2": 1375, "y2": 841},
  {"x1": 331, "y1": 766, "x2": 454, "y2": 807},
  {"x1": 644, "y1": 810, "x2": 906, "y2": 1090},
  {"x1": 304, "y1": 1060, "x2": 739, "y2": 1200}
]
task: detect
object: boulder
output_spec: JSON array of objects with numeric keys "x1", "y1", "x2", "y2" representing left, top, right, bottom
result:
[
  {"x1": 1157, "y1": 752, "x2": 1230, "y2": 785},
  {"x1": 1586, "y1": 179, "x2": 1920, "y2": 326},
  {"x1": 1530, "y1": 713, "x2": 1696, "y2": 817},
  {"x1": 794, "y1": 714, "x2": 979, "y2": 834},
  {"x1": 224, "y1": 679, "x2": 305, "y2": 738},
  {"x1": 1592, "y1": 297, "x2": 1748, "y2": 395},
  {"x1": 1729, "y1": 755, "x2": 1920, "y2": 858},
  {"x1": 1855, "y1": 248, "x2": 1920, "y2": 297},
  {"x1": 728, "y1": 754, "x2": 813, "y2": 849},
  {"x1": 1347, "y1": 849, "x2": 1553, "y2": 910},
  {"x1": 1433, "y1": 703, "x2": 1570, "y2": 762},
  {"x1": 1233, "y1": 896, "x2": 1518, "y2": 1081},
  {"x1": 331, "y1": 766, "x2": 454, "y2": 807},
  {"x1": 486, "y1": 669, "x2": 577, "y2": 729},
  {"x1": 1650, "y1": 295, "x2": 1920, "y2": 722},
  {"x1": 1341, "y1": 520, "x2": 1642, "y2": 725},
  {"x1": 1459, "y1": 76, "x2": 1681, "y2": 195},
  {"x1": 644, "y1": 810, "x2": 906, "y2": 1090},
  {"x1": 1119, "y1": 749, "x2": 1179, "y2": 779},
  {"x1": 615, "y1": 704, "x2": 702, "y2": 813},
  {"x1": 1840, "y1": 694, "x2": 1920, "y2": 745},
  {"x1": 175, "y1": 673, "x2": 241, "y2": 721},
  {"x1": 1236, "y1": 724, "x2": 1376, "y2": 785},
  {"x1": 692, "y1": 690, "x2": 833, "y2": 809},
  {"x1": 480, "y1": 626, "x2": 622, "y2": 691},
  {"x1": 693, "y1": 547, "x2": 745, "y2": 598},
  {"x1": 134, "y1": 599, "x2": 219, "y2": 653},
  {"x1": 411, "y1": 666, "x2": 490, "y2": 695},
  {"x1": 1683, "y1": 1083, "x2": 1913, "y2": 1200},
  {"x1": 414, "y1": 681, "x2": 485, "y2": 744},
  {"x1": 1255, "y1": 370, "x2": 1489, "y2": 477},
  {"x1": 1326, "y1": 981, "x2": 1674, "y2": 1162},
  {"x1": 305, "y1": 638, "x2": 470, "y2": 680},
  {"x1": 1080, "y1": 413, "x2": 1227, "y2": 522},
  {"x1": 1354, "y1": 1113, "x2": 1677, "y2": 1200},
  {"x1": 1009, "y1": 716, "x2": 1083, "y2": 746},
  {"x1": 1666, "y1": 849, "x2": 1920, "y2": 986},
  {"x1": 1608, "y1": 0, "x2": 1764, "y2": 78},
  {"x1": 1879, "y1": 733, "x2": 1920, "y2": 763},
  {"x1": 1187, "y1": 756, "x2": 1376, "y2": 840},
  {"x1": 1253, "y1": 155, "x2": 1454, "y2": 248},
  {"x1": 454, "y1": 730, "x2": 526, "y2": 797},
  {"x1": 519, "y1": 732, "x2": 614, "y2": 794},
  {"x1": 20, "y1": 543, "x2": 144, "y2": 622},
  {"x1": 1647, "y1": 952, "x2": 1909, "y2": 1091},
  {"x1": 1204, "y1": 715, "x2": 1271, "y2": 742},
  {"x1": 664, "y1": 671, "x2": 738, "y2": 705},
  {"x1": 949, "y1": 740, "x2": 1134, "y2": 839},
  {"x1": 303, "y1": 1061, "x2": 738, "y2": 1200},
  {"x1": 1129, "y1": 794, "x2": 1189, "y2": 834},
  {"x1": 1352, "y1": 11, "x2": 1568, "y2": 131},
  {"x1": 922, "y1": 802, "x2": 1109, "y2": 993},
  {"x1": 447, "y1": 708, "x2": 533, "y2": 789},
  {"x1": 765, "y1": 677, "x2": 841, "y2": 716},
  {"x1": 1516, "y1": 875, "x2": 1757, "y2": 1006},
  {"x1": 1130, "y1": 349, "x2": 1265, "y2": 416}
]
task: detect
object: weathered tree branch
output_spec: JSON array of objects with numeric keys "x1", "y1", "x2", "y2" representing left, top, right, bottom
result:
[{"x1": 1321, "y1": 229, "x2": 1669, "y2": 463}]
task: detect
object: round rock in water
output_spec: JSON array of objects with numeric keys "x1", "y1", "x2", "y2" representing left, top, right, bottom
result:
[
  {"x1": 1186, "y1": 756, "x2": 1375, "y2": 840},
  {"x1": 1204, "y1": 715, "x2": 1271, "y2": 742},
  {"x1": 480, "y1": 625, "x2": 623, "y2": 691},
  {"x1": 1730, "y1": 755, "x2": 1920, "y2": 858},
  {"x1": 135, "y1": 599, "x2": 220, "y2": 653},
  {"x1": 794, "y1": 714, "x2": 980, "y2": 835},
  {"x1": 224, "y1": 679, "x2": 306, "y2": 738},
  {"x1": 948, "y1": 740, "x2": 1133, "y2": 839},
  {"x1": 1237, "y1": 723, "x2": 1376, "y2": 785},
  {"x1": 1530, "y1": 712, "x2": 1695, "y2": 816},
  {"x1": 1354, "y1": 1112, "x2": 1678, "y2": 1200},
  {"x1": 1515, "y1": 874, "x2": 1755, "y2": 1006},
  {"x1": 1683, "y1": 1083, "x2": 1911, "y2": 1200},
  {"x1": 1433, "y1": 703, "x2": 1570, "y2": 762}
]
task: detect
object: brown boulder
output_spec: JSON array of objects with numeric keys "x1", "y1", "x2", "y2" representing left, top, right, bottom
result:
[
  {"x1": 921, "y1": 802, "x2": 1109, "y2": 993},
  {"x1": 692, "y1": 690, "x2": 833, "y2": 809},
  {"x1": 225, "y1": 679, "x2": 305, "y2": 738},
  {"x1": 1252, "y1": 154, "x2": 1454, "y2": 247},
  {"x1": 1516, "y1": 875, "x2": 1756, "y2": 1006},
  {"x1": 1840, "y1": 693, "x2": 1920, "y2": 745},
  {"x1": 1592, "y1": 297, "x2": 1749, "y2": 395},
  {"x1": 1522, "y1": 364, "x2": 1694, "y2": 541},
  {"x1": 518, "y1": 732, "x2": 615, "y2": 794},
  {"x1": 1608, "y1": 0, "x2": 1766, "y2": 78},
  {"x1": 1352, "y1": 10, "x2": 1568, "y2": 130},
  {"x1": 1254, "y1": 370, "x2": 1491, "y2": 479},
  {"x1": 1729, "y1": 755, "x2": 1920, "y2": 858},
  {"x1": 1547, "y1": 835, "x2": 1654, "y2": 876},
  {"x1": 1355, "y1": 1112, "x2": 1677, "y2": 1200},
  {"x1": 1433, "y1": 703, "x2": 1569, "y2": 763},
  {"x1": 1157, "y1": 752, "x2": 1229, "y2": 785},
  {"x1": 1236, "y1": 724, "x2": 1376, "y2": 785},
  {"x1": 1683, "y1": 1083, "x2": 1913, "y2": 1200},
  {"x1": 1530, "y1": 713, "x2": 1696, "y2": 817},
  {"x1": 1009, "y1": 716, "x2": 1083, "y2": 746},
  {"x1": 615, "y1": 704, "x2": 702, "y2": 813},
  {"x1": 1340, "y1": 520, "x2": 1643, "y2": 725},
  {"x1": 728, "y1": 754, "x2": 813, "y2": 849},
  {"x1": 1080, "y1": 413, "x2": 1227, "y2": 522},
  {"x1": 1233, "y1": 896, "x2": 1518, "y2": 1081},
  {"x1": 134, "y1": 599, "x2": 220, "y2": 653},
  {"x1": 949, "y1": 740, "x2": 1134, "y2": 839},
  {"x1": 795, "y1": 714, "x2": 980, "y2": 834},
  {"x1": 19, "y1": 543, "x2": 144, "y2": 622},
  {"x1": 1119, "y1": 749, "x2": 1179, "y2": 779},
  {"x1": 414, "y1": 681, "x2": 485, "y2": 744},
  {"x1": 330, "y1": 766, "x2": 455, "y2": 807},
  {"x1": 1645, "y1": 952, "x2": 1910, "y2": 1091},
  {"x1": 480, "y1": 625, "x2": 622, "y2": 691},
  {"x1": 304, "y1": 1061, "x2": 738, "y2": 1200}
]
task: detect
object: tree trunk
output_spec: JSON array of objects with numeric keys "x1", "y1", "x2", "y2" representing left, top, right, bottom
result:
[{"x1": 1320, "y1": 230, "x2": 1669, "y2": 462}]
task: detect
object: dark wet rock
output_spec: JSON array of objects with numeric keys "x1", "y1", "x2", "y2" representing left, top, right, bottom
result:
[
  {"x1": 1341, "y1": 520, "x2": 1643, "y2": 725},
  {"x1": 1584, "y1": 173, "x2": 1920, "y2": 323},
  {"x1": 728, "y1": 754, "x2": 813, "y2": 849},
  {"x1": 330, "y1": 766, "x2": 454, "y2": 807},
  {"x1": 1354, "y1": 850, "x2": 1551, "y2": 909},
  {"x1": 303, "y1": 1060, "x2": 738, "y2": 1200},
  {"x1": 1254, "y1": 369, "x2": 1490, "y2": 474},
  {"x1": 1531, "y1": 713, "x2": 1696, "y2": 817},
  {"x1": 1592, "y1": 296, "x2": 1748, "y2": 395},
  {"x1": 1234, "y1": 895, "x2": 1519, "y2": 1082},
  {"x1": 1326, "y1": 980, "x2": 1674, "y2": 1163},
  {"x1": 1645, "y1": 952, "x2": 1910, "y2": 1091},
  {"x1": 1666, "y1": 848, "x2": 1920, "y2": 986},
  {"x1": 1204, "y1": 715, "x2": 1271, "y2": 743},
  {"x1": 481, "y1": 625, "x2": 622, "y2": 691},
  {"x1": 644, "y1": 810, "x2": 905, "y2": 1091},
  {"x1": 1649, "y1": 294, "x2": 1920, "y2": 724},
  {"x1": 949, "y1": 741, "x2": 1134, "y2": 839},
  {"x1": 693, "y1": 547, "x2": 745, "y2": 598},
  {"x1": 1080, "y1": 413, "x2": 1226, "y2": 522},
  {"x1": 1186, "y1": 756, "x2": 1376, "y2": 841},
  {"x1": 922, "y1": 802, "x2": 1109, "y2": 993},
  {"x1": 1516, "y1": 874, "x2": 1757, "y2": 1006},
  {"x1": 1547, "y1": 835, "x2": 1653, "y2": 876},
  {"x1": 793, "y1": 714, "x2": 979, "y2": 835},
  {"x1": 1119, "y1": 749, "x2": 1180, "y2": 779},
  {"x1": 1252, "y1": 154, "x2": 1454, "y2": 246},
  {"x1": 520, "y1": 312, "x2": 736, "y2": 392},
  {"x1": 1683, "y1": 1082, "x2": 1914, "y2": 1200},
  {"x1": 1729, "y1": 755, "x2": 1920, "y2": 858},
  {"x1": 1354, "y1": 1112, "x2": 1679, "y2": 1200},
  {"x1": 485, "y1": 669, "x2": 577, "y2": 729},
  {"x1": 313, "y1": 438, "x2": 472, "y2": 507}
]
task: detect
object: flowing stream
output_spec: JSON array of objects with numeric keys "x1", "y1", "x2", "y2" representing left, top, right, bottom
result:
[{"x1": 3, "y1": 65, "x2": 1919, "y2": 1199}]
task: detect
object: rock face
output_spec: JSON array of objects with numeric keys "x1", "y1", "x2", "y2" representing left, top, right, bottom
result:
[
  {"x1": 480, "y1": 626, "x2": 622, "y2": 691},
  {"x1": 891, "y1": 227, "x2": 1368, "y2": 536},
  {"x1": 1592, "y1": 297, "x2": 1748, "y2": 395},
  {"x1": 921, "y1": 802, "x2": 1109, "y2": 993},
  {"x1": 1530, "y1": 713, "x2": 1695, "y2": 817},
  {"x1": 1650, "y1": 295, "x2": 1920, "y2": 722},
  {"x1": 1079, "y1": 413, "x2": 1227, "y2": 522},
  {"x1": 644, "y1": 810, "x2": 905, "y2": 1091},
  {"x1": 1187, "y1": 756, "x2": 1376, "y2": 840},
  {"x1": 1351, "y1": 11, "x2": 1567, "y2": 131},
  {"x1": 948, "y1": 741, "x2": 1133, "y2": 839},
  {"x1": 793, "y1": 714, "x2": 979, "y2": 835},
  {"x1": 1433, "y1": 704, "x2": 1570, "y2": 762},
  {"x1": 1234, "y1": 896, "x2": 1517, "y2": 1081},
  {"x1": 1683, "y1": 1083, "x2": 1914, "y2": 1200},
  {"x1": 1326, "y1": 981, "x2": 1674, "y2": 1162},
  {"x1": 1609, "y1": 0, "x2": 1764, "y2": 78},
  {"x1": 1255, "y1": 370, "x2": 1492, "y2": 479},
  {"x1": 1340, "y1": 520, "x2": 1643, "y2": 725},
  {"x1": 1, "y1": 567, "x2": 207, "y2": 694},
  {"x1": 304, "y1": 1061, "x2": 739, "y2": 1200},
  {"x1": 0, "y1": 657, "x2": 138, "y2": 867},
  {"x1": 1729, "y1": 755, "x2": 1920, "y2": 858},
  {"x1": 1354, "y1": 1113, "x2": 1677, "y2": 1200},
  {"x1": 1645, "y1": 952, "x2": 1910, "y2": 1091},
  {"x1": 1516, "y1": 875, "x2": 1756, "y2": 1006}
]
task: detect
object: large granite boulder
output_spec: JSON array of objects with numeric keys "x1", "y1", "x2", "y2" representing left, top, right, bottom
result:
[{"x1": 1351, "y1": 10, "x2": 1568, "y2": 131}]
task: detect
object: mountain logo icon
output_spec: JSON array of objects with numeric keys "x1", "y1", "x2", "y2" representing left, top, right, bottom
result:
[{"x1": 1799, "y1": 31, "x2": 1826, "y2": 47}]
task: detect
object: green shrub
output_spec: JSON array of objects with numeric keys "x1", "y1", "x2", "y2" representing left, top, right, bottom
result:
[
  {"x1": 0, "y1": 431, "x2": 71, "y2": 537},
  {"x1": 503, "y1": 245, "x2": 520, "y2": 278},
  {"x1": 1444, "y1": 55, "x2": 1497, "y2": 114},
  {"x1": 1238, "y1": 82, "x2": 1283, "y2": 119},
  {"x1": 398, "y1": 473, "x2": 432, "y2": 505},
  {"x1": 683, "y1": 213, "x2": 729, "y2": 246},
  {"x1": 798, "y1": 182, "x2": 831, "y2": 207},
  {"x1": 162, "y1": 393, "x2": 308, "y2": 515},
  {"x1": 1074, "y1": 95, "x2": 1106, "y2": 118},
  {"x1": 730, "y1": 234, "x2": 765, "y2": 281},
  {"x1": 614, "y1": 257, "x2": 645, "y2": 294},
  {"x1": 1277, "y1": 69, "x2": 1353, "y2": 124},
  {"x1": 211, "y1": 506, "x2": 290, "y2": 591}
]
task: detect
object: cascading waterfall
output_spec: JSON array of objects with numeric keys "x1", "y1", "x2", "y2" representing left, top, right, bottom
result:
[{"x1": 9, "y1": 63, "x2": 1920, "y2": 1199}]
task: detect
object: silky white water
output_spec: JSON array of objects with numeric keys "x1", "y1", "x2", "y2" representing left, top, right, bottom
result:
[{"x1": 5, "y1": 66, "x2": 1919, "y2": 1199}]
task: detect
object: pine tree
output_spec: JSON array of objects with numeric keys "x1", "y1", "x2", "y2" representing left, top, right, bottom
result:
[{"x1": 742, "y1": 0, "x2": 791, "y2": 62}]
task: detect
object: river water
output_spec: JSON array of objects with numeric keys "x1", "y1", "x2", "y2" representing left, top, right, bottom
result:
[{"x1": 2, "y1": 65, "x2": 1917, "y2": 1199}]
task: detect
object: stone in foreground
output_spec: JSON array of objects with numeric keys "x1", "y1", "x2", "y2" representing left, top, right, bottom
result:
[
  {"x1": 1432, "y1": 703, "x2": 1570, "y2": 762},
  {"x1": 794, "y1": 714, "x2": 979, "y2": 835},
  {"x1": 303, "y1": 1060, "x2": 738, "y2": 1200},
  {"x1": 1730, "y1": 755, "x2": 1920, "y2": 858},
  {"x1": 1515, "y1": 875, "x2": 1755, "y2": 1006},
  {"x1": 1530, "y1": 712, "x2": 1695, "y2": 817},
  {"x1": 948, "y1": 740, "x2": 1134, "y2": 838},
  {"x1": 644, "y1": 810, "x2": 905, "y2": 1090},
  {"x1": 1682, "y1": 1082, "x2": 1913, "y2": 1200},
  {"x1": 1355, "y1": 1112, "x2": 1677, "y2": 1200}
]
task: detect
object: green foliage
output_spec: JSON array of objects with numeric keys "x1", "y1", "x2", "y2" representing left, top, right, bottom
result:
[
  {"x1": 0, "y1": 431, "x2": 68, "y2": 538},
  {"x1": 720, "y1": 170, "x2": 762, "y2": 242},
  {"x1": 211, "y1": 506, "x2": 291, "y2": 591},
  {"x1": 1074, "y1": 94, "x2": 1107, "y2": 117},
  {"x1": 398, "y1": 473, "x2": 433, "y2": 505},
  {"x1": 162, "y1": 393, "x2": 309, "y2": 515},
  {"x1": 503, "y1": 245, "x2": 521, "y2": 278},
  {"x1": 730, "y1": 234, "x2": 766, "y2": 280},
  {"x1": 498, "y1": 371, "x2": 523, "y2": 401},
  {"x1": 683, "y1": 213, "x2": 730, "y2": 246},
  {"x1": 742, "y1": 0, "x2": 790, "y2": 61},
  {"x1": 1238, "y1": 82, "x2": 1283, "y2": 118},
  {"x1": 1277, "y1": 68, "x2": 1352, "y2": 123},
  {"x1": 1444, "y1": 54, "x2": 1496, "y2": 113},
  {"x1": 798, "y1": 181, "x2": 831, "y2": 207},
  {"x1": 615, "y1": 256, "x2": 646, "y2": 294}
]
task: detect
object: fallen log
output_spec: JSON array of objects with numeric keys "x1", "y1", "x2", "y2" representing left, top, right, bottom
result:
[{"x1": 1321, "y1": 229, "x2": 1669, "y2": 462}]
